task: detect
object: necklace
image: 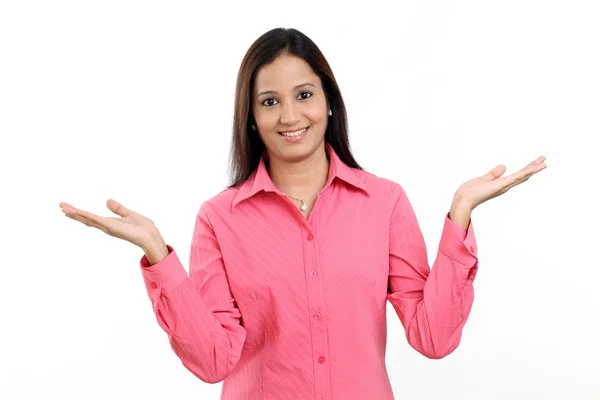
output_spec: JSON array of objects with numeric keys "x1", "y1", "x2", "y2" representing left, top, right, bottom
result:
[{"x1": 284, "y1": 186, "x2": 322, "y2": 212}]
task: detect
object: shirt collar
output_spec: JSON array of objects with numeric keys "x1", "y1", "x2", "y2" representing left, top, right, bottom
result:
[{"x1": 232, "y1": 142, "x2": 369, "y2": 209}]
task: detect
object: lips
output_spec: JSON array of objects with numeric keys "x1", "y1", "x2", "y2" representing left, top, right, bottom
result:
[{"x1": 278, "y1": 126, "x2": 309, "y2": 137}]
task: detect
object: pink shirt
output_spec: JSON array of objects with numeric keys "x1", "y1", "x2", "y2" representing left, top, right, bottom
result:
[{"x1": 139, "y1": 143, "x2": 479, "y2": 400}]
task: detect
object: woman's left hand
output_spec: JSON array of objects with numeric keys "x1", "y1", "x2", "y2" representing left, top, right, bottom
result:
[{"x1": 453, "y1": 155, "x2": 547, "y2": 212}]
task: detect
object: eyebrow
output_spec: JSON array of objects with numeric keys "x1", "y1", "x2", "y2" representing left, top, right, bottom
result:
[{"x1": 256, "y1": 83, "x2": 316, "y2": 98}]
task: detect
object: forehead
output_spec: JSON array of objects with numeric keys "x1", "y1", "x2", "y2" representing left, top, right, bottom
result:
[{"x1": 254, "y1": 53, "x2": 320, "y2": 93}]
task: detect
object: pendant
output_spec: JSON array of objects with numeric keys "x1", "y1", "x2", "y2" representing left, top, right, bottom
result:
[{"x1": 300, "y1": 201, "x2": 308, "y2": 212}]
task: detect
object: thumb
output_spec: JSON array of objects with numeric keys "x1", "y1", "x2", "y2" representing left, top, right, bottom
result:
[
  {"x1": 106, "y1": 199, "x2": 132, "y2": 217},
  {"x1": 481, "y1": 164, "x2": 506, "y2": 181}
]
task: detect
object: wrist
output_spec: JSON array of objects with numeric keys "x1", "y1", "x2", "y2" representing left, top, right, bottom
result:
[
  {"x1": 142, "y1": 231, "x2": 169, "y2": 265},
  {"x1": 450, "y1": 196, "x2": 473, "y2": 232},
  {"x1": 452, "y1": 191, "x2": 474, "y2": 213},
  {"x1": 141, "y1": 228, "x2": 164, "y2": 248}
]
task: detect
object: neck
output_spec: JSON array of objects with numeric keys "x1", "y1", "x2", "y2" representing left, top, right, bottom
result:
[{"x1": 266, "y1": 145, "x2": 330, "y2": 199}]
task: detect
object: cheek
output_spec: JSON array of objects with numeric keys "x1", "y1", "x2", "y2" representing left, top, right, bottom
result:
[
  {"x1": 306, "y1": 98, "x2": 328, "y2": 124},
  {"x1": 306, "y1": 109, "x2": 327, "y2": 127},
  {"x1": 255, "y1": 111, "x2": 278, "y2": 131}
]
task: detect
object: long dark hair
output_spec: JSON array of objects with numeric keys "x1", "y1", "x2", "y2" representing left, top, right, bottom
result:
[{"x1": 227, "y1": 27, "x2": 363, "y2": 188}]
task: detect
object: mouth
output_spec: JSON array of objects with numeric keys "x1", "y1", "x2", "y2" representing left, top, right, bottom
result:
[{"x1": 277, "y1": 126, "x2": 310, "y2": 142}]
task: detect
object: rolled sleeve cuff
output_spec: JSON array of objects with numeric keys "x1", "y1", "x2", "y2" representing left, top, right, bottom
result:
[
  {"x1": 140, "y1": 245, "x2": 189, "y2": 296},
  {"x1": 439, "y1": 211, "x2": 478, "y2": 266}
]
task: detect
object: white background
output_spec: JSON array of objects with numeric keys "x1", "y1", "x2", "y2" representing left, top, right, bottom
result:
[{"x1": 1, "y1": 0, "x2": 598, "y2": 399}]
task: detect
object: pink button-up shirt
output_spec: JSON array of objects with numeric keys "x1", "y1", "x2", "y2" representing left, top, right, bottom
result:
[{"x1": 140, "y1": 143, "x2": 479, "y2": 400}]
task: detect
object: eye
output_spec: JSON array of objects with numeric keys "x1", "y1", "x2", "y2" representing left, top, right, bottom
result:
[
  {"x1": 262, "y1": 98, "x2": 279, "y2": 107},
  {"x1": 297, "y1": 91, "x2": 313, "y2": 100}
]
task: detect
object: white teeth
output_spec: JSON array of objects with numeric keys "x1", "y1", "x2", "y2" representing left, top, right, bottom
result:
[{"x1": 280, "y1": 127, "x2": 307, "y2": 137}]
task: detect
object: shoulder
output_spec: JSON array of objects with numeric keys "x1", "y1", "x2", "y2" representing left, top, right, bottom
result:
[
  {"x1": 351, "y1": 169, "x2": 419, "y2": 227},
  {"x1": 194, "y1": 186, "x2": 239, "y2": 223},
  {"x1": 352, "y1": 167, "x2": 408, "y2": 201}
]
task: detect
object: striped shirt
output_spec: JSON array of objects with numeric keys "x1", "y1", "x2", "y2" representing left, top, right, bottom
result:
[{"x1": 139, "y1": 142, "x2": 479, "y2": 399}]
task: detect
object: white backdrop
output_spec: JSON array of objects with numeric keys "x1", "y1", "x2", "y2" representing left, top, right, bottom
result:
[{"x1": 1, "y1": 0, "x2": 598, "y2": 399}]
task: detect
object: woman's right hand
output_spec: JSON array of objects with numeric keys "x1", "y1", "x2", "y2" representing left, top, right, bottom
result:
[{"x1": 59, "y1": 199, "x2": 161, "y2": 250}]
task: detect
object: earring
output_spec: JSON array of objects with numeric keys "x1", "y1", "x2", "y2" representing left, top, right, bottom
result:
[
  {"x1": 328, "y1": 109, "x2": 332, "y2": 117},
  {"x1": 251, "y1": 124, "x2": 256, "y2": 131}
]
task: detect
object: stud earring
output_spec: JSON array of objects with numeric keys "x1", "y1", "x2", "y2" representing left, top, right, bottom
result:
[
  {"x1": 251, "y1": 124, "x2": 256, "y2": 131},
  {"x1": 328, "y1": 109, "x2": 332, "y2": 117}
]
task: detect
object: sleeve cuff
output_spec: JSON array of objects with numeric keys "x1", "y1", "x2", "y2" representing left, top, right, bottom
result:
[
  {"x1": 139, "y1": 244, "x2": 189, "y2": 295},
  {"x1": 439, "y1": 211, "x2": 478, "y2": 266}
]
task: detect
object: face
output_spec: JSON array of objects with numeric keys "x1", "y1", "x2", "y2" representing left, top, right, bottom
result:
[{"x1": 252, "y1": 53, "x2": 329, "y2": 163}]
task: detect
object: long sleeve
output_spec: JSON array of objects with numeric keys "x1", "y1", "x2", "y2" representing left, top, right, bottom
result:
[
  {"x1": 139, "y1": 205, "x2": 247, "y2": 383},
  {"x1": 387, "y1": 185, "x2": 478, "y2": 359}
]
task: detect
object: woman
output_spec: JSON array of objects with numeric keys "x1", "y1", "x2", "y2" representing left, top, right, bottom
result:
[{"x1": 60, "y1": 28, "x2": 546, "y2": 400}]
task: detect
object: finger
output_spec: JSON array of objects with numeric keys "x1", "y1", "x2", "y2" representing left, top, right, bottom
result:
[
  {"x1": 501, "y1": 162, "x2": 546, "y2": 191},
  {"x1": 59, "y1": 202, "x2": 79, "y2": 213},
  {"x1": 531, "y1": 155, "x2": 546, "y2": 165},
  {"x1": 481, "y1": 164, "x2": 507, "y2": 181},
  {"x1": 64, "y1": 213, "x2": 89, "y2": 225},
  {"x1": 500, "y1": 155, "x2": 547, "y2": 182},
  {"x1": 506, "y1": 161, "x2": 547, "y2": 183},
  {"x1": 63, "y1": 210, "x2": 110, "y2": 234},
  {"x1": 72, "y1": 208, "x2": 110, "y2": 229},
  {"x1": 107, "y1": 199, "x2": 132, "y2": 217},
  {"x1": 523, "y1": 157, "x2": 547, "y2": 174}
]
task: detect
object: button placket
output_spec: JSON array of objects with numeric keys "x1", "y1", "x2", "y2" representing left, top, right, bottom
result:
[{"x1": 303, "y1": 229, "x2": 332, "y2": 395}]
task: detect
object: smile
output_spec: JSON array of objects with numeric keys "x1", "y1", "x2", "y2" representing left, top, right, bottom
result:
[{"x1": 278, "y1": 127, "x2": 308, "y2": 137}]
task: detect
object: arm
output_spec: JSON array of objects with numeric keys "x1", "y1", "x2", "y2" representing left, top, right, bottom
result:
[
  {"x1": 387, "y1": 184, "x2": 478, "y2": 359},
  {"x1": 139, "y1": 205, "x2": 246, "y2": 383}
]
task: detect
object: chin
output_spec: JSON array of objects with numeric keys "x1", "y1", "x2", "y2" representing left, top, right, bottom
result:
[{"x1": 279, "y1": 140, "x2": 326, "y2": 161}]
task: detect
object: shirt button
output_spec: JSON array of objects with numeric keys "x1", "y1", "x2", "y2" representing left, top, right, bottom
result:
[
  {"x1": 318, "y1": 356, "x2": 326, "y2": 364},
  {"x1": 314, "y1": 312, "x2": 322, "y2": 320},
  {"x1": 310, "y1": 270, "x2": 317, "y2": 278},
  {"x1": 151, "y1": 282, "x2": 158, "y2": 289},
  {"x1": 307, "y1": 233, "x2": 314, "y2": 241},
  {"x1": 469, "y1": 246, "x2": 475, "y2": 253}
]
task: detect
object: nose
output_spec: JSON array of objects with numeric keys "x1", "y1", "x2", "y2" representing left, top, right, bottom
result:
[{"x1": 279, "y1": 101, "x2": 301, "y2": 125}]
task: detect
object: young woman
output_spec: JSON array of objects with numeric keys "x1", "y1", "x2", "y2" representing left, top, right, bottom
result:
[{"x1": 60, "y1": 28, "x2": 546, "y2": 400}]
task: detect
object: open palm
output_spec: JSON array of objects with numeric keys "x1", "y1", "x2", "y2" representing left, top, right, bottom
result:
[
  {"x1": 59, "y1": 199, "x2": 158, "y2": 249},
  {"x1": 456, "y1": 156, "x2": 547, "y2": 210}
]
